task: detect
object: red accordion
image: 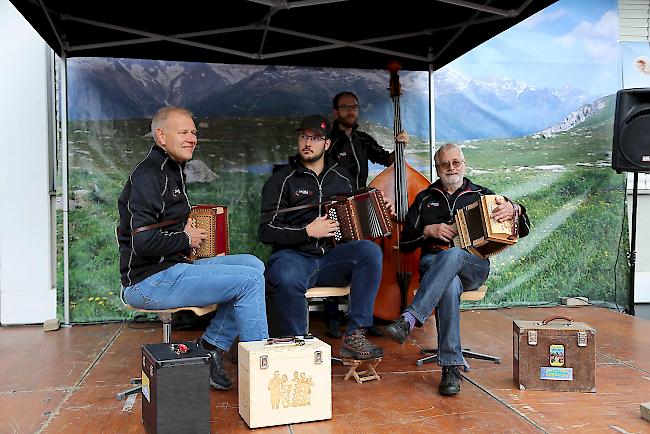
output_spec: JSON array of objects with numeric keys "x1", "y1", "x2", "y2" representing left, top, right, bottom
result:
[
  {"x1": 324, "y1": 188, "x2": 393, "y2": 244},
  {"x1": 188, "y1": 204, "x2": 230, "y2": 260}
]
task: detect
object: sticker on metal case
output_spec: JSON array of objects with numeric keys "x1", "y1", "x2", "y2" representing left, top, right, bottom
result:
[
  {"x1": 549, "y1": 344, "x2": 565, "y2": 367},
  {"x1": 577, "y1": 331, "x2": 588, "y2": 347},
  {"x1": 527, "y1": 330, "x2": 538, "y2": 345},
  {"x1": 141, "y1": 370, "x2": 151, "y2": 402},
  {"x1": 540, "y1": 367, "x2": 573, "y2": 381}
]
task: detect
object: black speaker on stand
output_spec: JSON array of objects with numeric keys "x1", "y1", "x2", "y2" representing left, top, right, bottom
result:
[{"x1": 612, "y1": 88, "x2": 650, "y2": 315}]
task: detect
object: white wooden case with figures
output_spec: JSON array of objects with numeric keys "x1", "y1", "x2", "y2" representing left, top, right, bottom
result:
[{"x1": 238, "y1": 337, "x2": 332, "y2": 428}]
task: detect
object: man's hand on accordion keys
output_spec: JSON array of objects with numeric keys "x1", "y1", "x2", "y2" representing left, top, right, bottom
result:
[
  {"x1": 490, "y1": 197, "x2": 516, "y2": 223},
  {"x1": 306, "y1": 216, "x2": 340, "y2": 239},
  {"x1": 184, "y1": 219, "x2": 207, "y2": 249},
  {"x1": 423, "y1": 223, "x2": 457, "y2": 242}
]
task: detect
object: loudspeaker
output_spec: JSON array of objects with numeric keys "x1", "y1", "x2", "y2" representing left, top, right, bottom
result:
[{"x1": 612, "y1": 88, "x2": 650, "y2": 173}]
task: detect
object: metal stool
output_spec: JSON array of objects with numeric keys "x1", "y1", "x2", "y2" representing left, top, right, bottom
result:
[
  {"x1": 116, "y1": 302, "x2": 217, "y2": 400},
  {"x1": 416, "y1": 285, "x2": 501, "y2": 371}
]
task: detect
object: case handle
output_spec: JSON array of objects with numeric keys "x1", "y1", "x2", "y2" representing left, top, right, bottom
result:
[
  {"x1": 265, "y1": 337, "x2": 306, "y2": 346},
  {"x1": 541, "y1": 315, "x2": 574, "y2": 325}
]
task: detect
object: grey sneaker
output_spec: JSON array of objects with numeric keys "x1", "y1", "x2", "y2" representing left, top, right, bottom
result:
[{"x1": 340, "y1": 328, "x2": 383, "y2": 360}]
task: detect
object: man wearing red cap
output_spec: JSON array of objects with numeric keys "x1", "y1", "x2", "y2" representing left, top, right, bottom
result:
[{"x1": 259, "y1": 114, "x2": 384, "y2": 360}]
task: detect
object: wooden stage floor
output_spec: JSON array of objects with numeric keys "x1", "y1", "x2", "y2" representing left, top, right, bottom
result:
[{"x1": 1, "y1": 305, "x2": 649, "y2": 433}]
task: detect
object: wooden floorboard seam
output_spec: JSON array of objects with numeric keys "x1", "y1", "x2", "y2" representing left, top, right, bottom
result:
[
  {"x1": 460, "y1": 372, "x2": 549, "y2": 434},
  {"x1": 597, "y1": 352, "x2": 650, "y2": 374},
  {"x1": 35, "y1": 322, "x2": 126, "y2": 434}
]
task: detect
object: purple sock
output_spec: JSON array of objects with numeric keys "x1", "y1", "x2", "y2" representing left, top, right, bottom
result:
[{"x1": 403, "y1": 311, "x2": 417, "y2": 332}]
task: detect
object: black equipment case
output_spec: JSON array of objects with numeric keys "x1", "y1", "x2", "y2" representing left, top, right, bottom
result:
[{"x1": 141, "y1": 342, "x2": 211, "y2": 434}]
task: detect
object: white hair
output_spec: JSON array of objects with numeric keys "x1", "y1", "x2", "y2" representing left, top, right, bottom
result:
[{"x1": 434, "y1": 143, "x2": 465, "y2": 164}]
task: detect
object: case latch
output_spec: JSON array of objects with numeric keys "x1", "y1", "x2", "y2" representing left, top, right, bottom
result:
[
  {"x1": 260, "y1": 355, "x2": 269, "y2": 369},
  {"x1": 314, "y1": 350, "x2": 323, "y2": 364},
  {"x1": 527, "y1": 330, "x2": 538, "y2": 345},
  {"x1": 577, "y1": 331, "x2": 587, "y2": 347}
]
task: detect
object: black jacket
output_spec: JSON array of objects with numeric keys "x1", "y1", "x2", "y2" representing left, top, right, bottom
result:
[
  {"x1": 259, "y1": 156, "x2": 354, "y2": 256},
  {"x1": 400, "y1": 178, "x2": 531, "y2": 258},
  {"x1": 118, "y1": 145, "x2": 192, "y2": 287},
  {"x1": 328, "y1": 120, "x2": 392, "y2": 189}
]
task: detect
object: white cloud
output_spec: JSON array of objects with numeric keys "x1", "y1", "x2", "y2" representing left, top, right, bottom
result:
[
  {"x1": 554, "y1": 11, "x2": 618, "y2": 63},
  {"x1": 520, "y1": 8, "x2": 568, "y2": 29}
]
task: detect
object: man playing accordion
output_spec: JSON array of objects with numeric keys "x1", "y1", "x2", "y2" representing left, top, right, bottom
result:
[
  {"x1": 384, "y1": 143, "x2": 531, "y2": 396},
  {"x1": 259, "y1": 115, "x2": 386, "y2": 360}
]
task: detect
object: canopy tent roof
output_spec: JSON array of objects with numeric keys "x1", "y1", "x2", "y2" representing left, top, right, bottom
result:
[{"x1": 11, "y1": 0, "x2": 556, "y2": 71}]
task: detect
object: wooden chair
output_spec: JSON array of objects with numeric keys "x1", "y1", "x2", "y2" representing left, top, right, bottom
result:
[
  {"x1": 415, "y1": 285, "x2": 501, "y2": 371},
  {"x1": 116, "y1": 293, "x2": 217, "y2": 400}
]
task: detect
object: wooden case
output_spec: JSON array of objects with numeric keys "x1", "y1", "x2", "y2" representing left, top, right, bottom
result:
[
  {"x1": 238, "y1": 337, "x2": 332, "y2": 429},
  {"x1": 513, "y1": 316, "x2": 596, "y2": 392}
]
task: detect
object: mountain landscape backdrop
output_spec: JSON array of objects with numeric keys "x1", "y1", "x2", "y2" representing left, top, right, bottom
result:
[{"x1": 68, "y1": 58, "x2": 600, "y2": 141}]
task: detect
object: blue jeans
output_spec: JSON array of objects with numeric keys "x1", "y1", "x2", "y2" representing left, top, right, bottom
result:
[
  {"x1": 265, "y1": 240, "x2": 382, "y2": 336},
  {"x1": 406, "y1": 248, "x2": 490, "y2": 366},
  {"x1": 122, "y1": 254, "x2": 269, "y2": 351}
]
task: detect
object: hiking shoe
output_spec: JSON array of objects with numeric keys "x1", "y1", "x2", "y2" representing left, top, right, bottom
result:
[
  {"x1": 384, "y1": 315, "x2": 410, "y2": 344},
  {"x1": 326, "y1": 318, "x2": 342, "y2": 339},
  {"x1": 340, "y1": 328, "x2": 383, "y2": 360},
  {"x1": 439, "y1": 366, "x2": 463, "y2": 396},
  {"x1": 199, "y1": 340, "x2": 233, "y2": 391}
]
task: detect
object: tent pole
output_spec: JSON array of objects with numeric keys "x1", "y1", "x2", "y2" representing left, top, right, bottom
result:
[
  {"x1": 428, "y1": 62, "x2": 436, "y2": 181},
  {"x1": 60, "y1": 55, "x2": 70, "y2": 326}
]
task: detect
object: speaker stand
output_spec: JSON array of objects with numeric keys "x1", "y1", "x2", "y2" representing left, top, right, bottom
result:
[{"x1": 627, "y1": 172, "x2": 638, "y2": 316}]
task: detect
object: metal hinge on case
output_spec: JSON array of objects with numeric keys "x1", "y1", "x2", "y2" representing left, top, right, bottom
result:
[
  {"x1": 577, "y1": 331, "x2": 587, "y2": 347},
  {"x1": 260, "y1": 355, "x2": 269, "y2": 369},
  {"x1": 528, "y1": 330, "x2": 538, "y2": 345},
  {"x1": 314, "y1": 350, "x2": 323, "y2": 364}
]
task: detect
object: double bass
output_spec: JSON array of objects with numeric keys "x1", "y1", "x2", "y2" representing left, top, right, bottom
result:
[{"x1": 370, "y1": 62, "x2": 430, "y2": 321}]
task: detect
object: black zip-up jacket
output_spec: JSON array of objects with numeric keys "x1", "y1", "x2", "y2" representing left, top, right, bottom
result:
[
  {"x1": 400, "y1": 177, "x2": 531, "y2": 258},
  {"x1": 117, "y1": 145, "x2": 192, "y2": 287},
  {"x1": 328, "y1": 120, "x2": 392, "y2": 189},
  {"x1": 259, "y1": 155, "x2": 354, "y2": 256}
]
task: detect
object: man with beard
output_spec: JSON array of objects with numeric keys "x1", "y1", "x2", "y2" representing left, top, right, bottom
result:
[
  {"x1": 325, "y1": 91, "x2": 409, "y2": 337},
  {"x1": 259, "y1": 115, "x2": 384, "y2": 360},
  {"x1": 383, "y1": 143, "x2": 530, "y2": 396},
  {"x1": 329, "y1": 91, "x2": 409, "y2": 191}
]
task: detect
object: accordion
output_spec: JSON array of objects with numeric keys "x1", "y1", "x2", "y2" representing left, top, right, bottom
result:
[
  {"x1": 323, "y1": 188, "x2": 392, "y2": 244},
  {"x1": 453, "y1": 195, "x2": 517, "y2": 259},
  {"x1": 188, "y1": 204, "x2": 230, "y2": 260}
]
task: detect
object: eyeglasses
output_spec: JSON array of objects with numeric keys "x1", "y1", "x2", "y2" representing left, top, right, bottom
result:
[
  {"x1": 435, "y1": 159, "x2": 465, "y2": 170},
  {"x1": 337, "y1": 104, "x2": 359, "y2": 112},
  {"x1": 299, "y1": 134, "x2": 326, "y2": 143}
]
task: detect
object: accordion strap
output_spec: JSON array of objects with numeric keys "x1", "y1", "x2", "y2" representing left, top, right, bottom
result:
[
  {"x1": 262, "y1": 200, "x2": 332, "y2": 216},
  {"x1": 119, "y1": 218, "x2": 184, "y2": 237}
]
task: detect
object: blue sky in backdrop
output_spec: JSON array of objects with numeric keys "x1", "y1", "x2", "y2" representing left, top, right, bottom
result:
[{"x1": 447, "y1": 0, "x2": 619, "y2": 97}]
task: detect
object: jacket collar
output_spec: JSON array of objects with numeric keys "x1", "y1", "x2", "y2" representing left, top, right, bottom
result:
[
  {"x1": 429, "y1": 177, "x2": 474, "y2": 196},
  {"x1": 288, "y1": 154, "x2": 338, "y2": 175},
  {"x1": 331, "y1": 120, "x2": 359, "y2": 141},
  {"x1": 149, "y1": 144, "x2": 184, "y2": 169}
]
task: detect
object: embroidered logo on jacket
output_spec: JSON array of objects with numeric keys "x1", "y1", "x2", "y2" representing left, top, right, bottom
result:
[
  {"x1": 338, "y1": 151, "x2": 348, "y2": 158},
  {"x1": 295, "y1": 189, "x2": 313, "y2": 197},
  {"x1": 427, "y1": 201, "x2": 440, "y2": 207},
  {"x1": 172, "y1": 188, "x2": 181, "y2": 197}
]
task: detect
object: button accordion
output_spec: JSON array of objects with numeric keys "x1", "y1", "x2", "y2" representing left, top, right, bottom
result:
[
  {"x1": 324, "y1": 188, "x2": 392, "y2": 244},
  {"x1": 188, "y1": 204, "x2": 230, "y2": 260},
  {"x1": 453, "y1": 195, "x2": 517, "y2": 259}
]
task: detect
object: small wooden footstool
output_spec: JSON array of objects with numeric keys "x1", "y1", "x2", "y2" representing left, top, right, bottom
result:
[{"x1": 342, "y1": 357, "x2": 382, "y2": 383}]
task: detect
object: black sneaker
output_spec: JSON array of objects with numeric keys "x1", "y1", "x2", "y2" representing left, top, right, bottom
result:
[
  {"x1": 326, "y1": 318, "x2": 342, "y2": 338},
  {"x1": 199, "y1": 340, "x2": 233, "y2": 391},
  {"x1": 340, "y1": 328, "x2": 383, "y2": 360},
  {"x1": 439, "y1": 366, "x2": 463, "y2": 396},
  {"x1": 384, "y1": 315, "x2": 410, "y2": 344}
]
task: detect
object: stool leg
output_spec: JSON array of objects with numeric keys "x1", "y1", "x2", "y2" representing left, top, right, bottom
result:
[{"x1": 159, "y1": 312, "x2": 172, "y2": 343}]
